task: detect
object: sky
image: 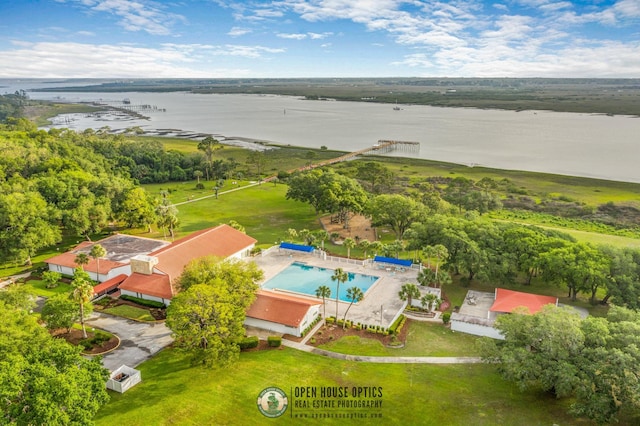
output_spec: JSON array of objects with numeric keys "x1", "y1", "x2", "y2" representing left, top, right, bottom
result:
[{"x1": 0, "y1": 0, "x2": 639, "y2": 78}]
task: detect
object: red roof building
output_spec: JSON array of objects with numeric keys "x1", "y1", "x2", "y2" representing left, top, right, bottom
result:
[
  {"x1": 118, "y1": 224, "x2": 257, "y2": 305},
  {"x1": 245, "y1": 290, "x2": 322, "y2": 337},
  {"x1": 489, "y1": 288, "x2": 558, "y2": 315}
]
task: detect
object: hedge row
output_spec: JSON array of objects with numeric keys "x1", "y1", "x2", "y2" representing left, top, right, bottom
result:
[
  {"x1": 267, "y1": 336, "x2": 282, "y2": 347},
  {"x1": 120, "y1": 294, "x2": 166, "y2": 309},
  {"x1": 389, "y1": 315, "x2": 407, "y2": 335}
]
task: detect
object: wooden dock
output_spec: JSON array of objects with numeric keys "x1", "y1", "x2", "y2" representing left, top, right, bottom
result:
[
  {"x1": 264, "y1": 140, "x2": 420, "y2": 182},
  {"x1": 307, "y1": 140, "x2": 420, "y2": 168}
]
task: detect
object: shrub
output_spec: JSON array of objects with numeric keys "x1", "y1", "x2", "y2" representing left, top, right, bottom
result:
[
  {"x1": 442, "y1": 312, "x2": 451, "y2": 325},
  {"x1": 310, "y1": 338, "x2": 316, "y2": 344},
  {"x1": 239, "y1": 336, "x2": 259, "y2": 350},
  {"x1": 326, "y1": 317, "x2": 335, "y2": 325},
  {"x1": 389, "y1": 315, "x2": 407, "y2": 335},
  {"x1": 195, "y1": 182, "x2": 205, "y2": 190},
  {"x1": 120, "y1": 294, "x2": 166, "y2": 309},
  {"x1": 267, "y1": 336, "x2": 282, "y2": 347}
]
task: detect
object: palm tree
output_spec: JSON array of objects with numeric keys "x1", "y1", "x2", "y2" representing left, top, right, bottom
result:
[
  {"x1": 433, "y1": 244, "x2": 449, "y2": 284},
  {"x1": 74, "y1": 253, "x2": 89, "y2": 271},
  {"x1": 398, "y1": 283, "x2": 420, "y2": 308},
  {"x1": 343, "y1": 287, "x2": 364, "y2": 329},
  {"x1": 331, "y1": 268, "x2": 348, "y2": 321},
  {"x1": 369, "y1": 240, "x2": 384, "y2": 257},
  {"x1": 198, "y1": 136, "x2": 222, "y2": 181},
  {"x1": 286, "y1": 228, "x2": 298, "y2": 243},
  {"x1": 417, "y1": 268, "x2": 436, "y2": 287},
  {"x1": 315, "y1": 285, "x2": 331, "y2": 325},
  {"x1": 343, "y1": 237, "x2": 355, "y2": 259},
  {"x1": 421, "y1": 293, "x2": 438, "y2": 313},
  {"x1": 194, "y1": 170, "x2": 203, "y2": 184},
  {"x1": 71, "y1": 268, "x2": 93, "y2": 339},
  {"x1": 315, "y1": 230, "x2": 329, "y2": 250},
  {"x1": 422, "y1": 245, "x2": 436, "y2": 269},
  {"x1": 89, "y1": 244, "x2": 106, "y2": 281},
  {"x1": 358, "y1": 239, "x2": 371, "y2": 258}
]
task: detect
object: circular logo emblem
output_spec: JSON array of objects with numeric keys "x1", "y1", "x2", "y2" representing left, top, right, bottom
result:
[{"x1": 257, "y1": 387, "x2": 288, "y2": 418}]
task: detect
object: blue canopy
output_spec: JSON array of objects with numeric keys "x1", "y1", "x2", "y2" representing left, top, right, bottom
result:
[
  {"x1": 374, "y1": 256, "x2": 412, "y2": 267},
  {"x1": 280, "y1": 242, "x2": 314, "y2": 253}
]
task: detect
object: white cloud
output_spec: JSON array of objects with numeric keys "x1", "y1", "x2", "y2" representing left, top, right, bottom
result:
[
  {"x1": 66, "y1": 0, "x2": 185, "y2": 35},
  {"x1": 277, "y1": 33, "x2": 308, "y2": 40},
  {"x1": 0, "y1": 41, "x2": 284, "y2": 78},
  {"x1": 228, "y1": 27, "x2": 251, "y2": 37}
]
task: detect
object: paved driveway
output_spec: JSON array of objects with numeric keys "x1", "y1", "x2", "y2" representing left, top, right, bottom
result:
[{"x1": 85, "y1": 312, "x2": 173, "y2": 371}]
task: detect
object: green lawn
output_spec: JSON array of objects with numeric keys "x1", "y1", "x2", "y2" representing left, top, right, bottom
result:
[
  {"x1": 94, "y1": 347, "x2": 597, "y2": 425},
  {"x1": 318, "y1": 321, "x2": 483, "y2": 357},
  {"x1": 143, "y1": 181, "x2": 319, "y2": 246},
  {"x1": 22, "y1": 279, "x2": 73, "y2": 298},
  {"x1": 101, "y1": 305, "x2": 155, "y2": 322}
]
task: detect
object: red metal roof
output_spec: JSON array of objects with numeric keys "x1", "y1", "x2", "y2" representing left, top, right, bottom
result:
[
  {"x1": 489, "y1": 288, "x2": 558, "y2": 315},
  {"x1": 150, "y1": 224, "x2": 257, "y2": 281},
  {"x1": 119, "y1": 273, "x2": 173, "y2": 300},
  {"x1": 93, "y1": 274, "x2": 128, "y2": 296},
  {"x1": 246, "y1": 290, "x2": 321, "y2": 328}
]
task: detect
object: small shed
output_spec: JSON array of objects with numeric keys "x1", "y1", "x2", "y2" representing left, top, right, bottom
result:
[{"x1": 106, "y1": 365, "x2": 141, "y2": 393}]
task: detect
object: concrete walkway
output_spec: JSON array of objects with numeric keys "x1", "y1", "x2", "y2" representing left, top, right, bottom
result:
[
  {"x1": 85, "y1": 312, "x2": 173, "y2": 371},
  {"x1": 281, "y1": 339, "x2": 482, "y2": 364}
]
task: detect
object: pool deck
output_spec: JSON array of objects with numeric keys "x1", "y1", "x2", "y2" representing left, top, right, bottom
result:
[{"x1": 252, "y1": 250, "x2": 418, "y2": 328}]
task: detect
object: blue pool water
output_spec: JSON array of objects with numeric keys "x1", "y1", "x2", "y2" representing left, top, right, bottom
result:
[{"x1": 262, "y1": 262, "x2": 379, "y2": 302}]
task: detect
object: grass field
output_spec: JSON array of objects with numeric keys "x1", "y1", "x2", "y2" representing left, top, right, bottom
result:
[
  {"x1": 22, "y1": 279, "x2": 73, "y2": 298},
  {"x1": 101, "y1": 305, "x2": 155, "y2": 322},
  {"x1": 318, "y1": 321, "x2": 483, "y2": 357},
  {"x1": 94, "y1": 347, "x2": 593, "y2": 426}
]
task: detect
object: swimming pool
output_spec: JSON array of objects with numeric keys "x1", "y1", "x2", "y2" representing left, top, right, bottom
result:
[{"x1": 261, "y1": 262, "x2": 379, "y2": 302}]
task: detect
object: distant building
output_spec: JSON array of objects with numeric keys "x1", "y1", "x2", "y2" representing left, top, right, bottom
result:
[{"x1": 450, "y1": 288, "x2": 558, "y2": 339}]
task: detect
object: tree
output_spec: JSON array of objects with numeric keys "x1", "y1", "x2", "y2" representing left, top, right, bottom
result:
[
  {"x1": 356, "y1": 161, "x2": 394, "y2": 194},
  {"x1": 358, "y1": 239, "x2": 371, "y2": 258},
  {"x1": 89, "y1": 244, "x2": 107, "y2": 281},
  {"x1": 167, "y1": 283, "x2": 246, "y2": 367},
  {"x1": 421, "y1": 293, "x2": 438, "y2": 313},
  {"x1": 367, "y1": 194, "x2": 425, "y2": 239},
  {"x1": 342, "y1": 287, "x2": 364, "y2": 329},
  {"x1": 156, "y1": 198, "x2": 179, "y2": 239},
  {"x1": 0, "y1": 284, "x2": 35, "y2": 311},
  {"x1": 198, "y1": 136, "x2": 223, "y2": 181},
  {"x1": 177, "y1": 256, "x2": 263, "y2": 295},
  {"x1": 0, "y1": 302, "x2": 109, "y2": 425},
  {"x1": 398, "y1": 283, "x2": 420, "y2": 308},
  {"x1": 432, "y1": 244, "x2": 449, "y2": 284},
  {"x1": 315, "y1": 285, "x2": 331, "y2": 325},
  {"x1": 119, "y1": 187, "x2": 157, "y2": 232},
  {"x1": 246, "y1": 150, "x2": 268, "y2": 182},
  {"x1": 169, "y1": 257, "x2": 262, "y2": 366},
  {"x1": 539, "y1": 242, "x2": 609, "y2": 302},
  {"x1": 286, "y1": 169, "x2": 368, "y2": 224},
  {"x1": 314, "y1": 230, "x2": 329, "y2": 250},
  {"x1": 74, "y1": 252, "x2": 89, "y2": 270},
  {"x1": 331, "y1": 268, "x2": 348, "y2": 321},
  {"x1": 42, "y1": 270, "x2": 62, "y2": 289},
  {"x1": 0, "y1": 191, "x2": 60, "y2": 265},
  {"x1": 194, "y1": 170, "x2": 203, "y2": 183},
  {"x1": 41, "y1": 294, "x2": 79, "y2": 333},
  {"x1": 481, "y1": 305, "x2": 640, "y2": 424},
  {"x1": 343, "y1": 237, "x2": 355, "y2": 259},
  {"x1": 71, "y1": 268, "x2": 94, "y2": 339}
]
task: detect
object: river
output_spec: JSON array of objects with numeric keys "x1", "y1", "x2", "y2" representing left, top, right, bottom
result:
[{"x1": 5, "y1": 80, "x2": 639, "y2": 183}]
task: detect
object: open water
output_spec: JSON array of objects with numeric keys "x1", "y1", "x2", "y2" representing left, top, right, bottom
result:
[{"x1": 4, "y1": 80, "x2": 639, "y2": 183}]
